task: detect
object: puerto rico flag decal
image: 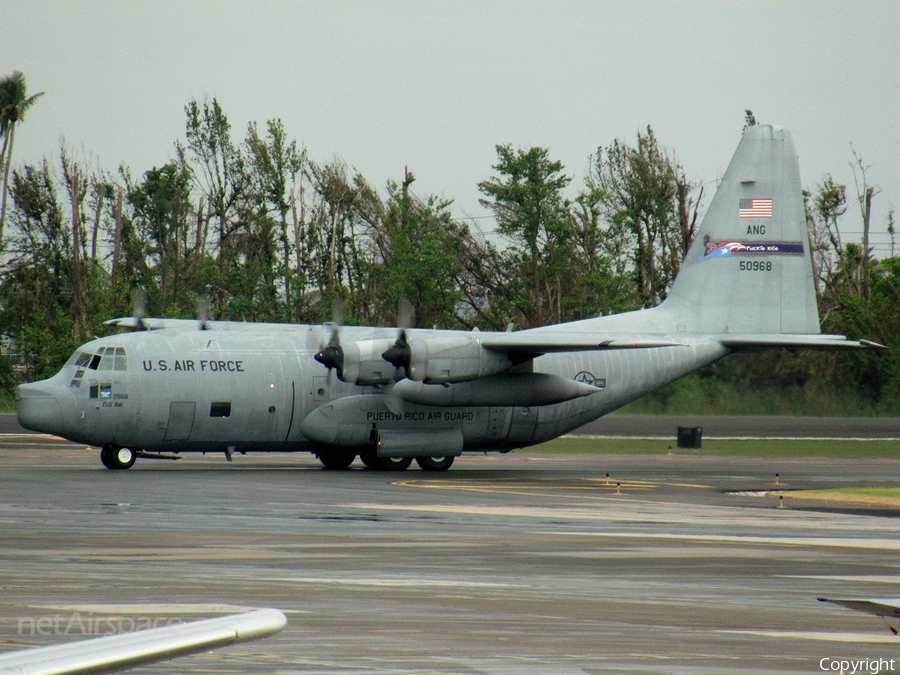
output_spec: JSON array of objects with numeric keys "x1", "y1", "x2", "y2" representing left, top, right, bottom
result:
[{"x1": 702, "y1": 240, "x2": 804, "y2": 259}]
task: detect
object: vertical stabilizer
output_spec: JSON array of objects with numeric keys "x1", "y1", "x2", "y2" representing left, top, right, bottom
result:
[{"x1": 662, "y1": 125, "x2": 819, "y2": 335}]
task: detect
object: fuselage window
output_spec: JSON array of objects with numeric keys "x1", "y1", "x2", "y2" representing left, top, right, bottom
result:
[
  {"x1": 210, "y1": 401, "x2": 232, "y2": 418},
  {"x1": 88, "y1": 354, "x2": 101, "y2": 370},
  {"x1": 70, "y1": 368, "x2": 85, "y2": 389},
  {"x1": 89, "y1": 382, "x2": 99, "y2": 399}
]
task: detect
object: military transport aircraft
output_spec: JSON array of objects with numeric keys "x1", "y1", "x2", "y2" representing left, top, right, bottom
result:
[{"x1": 16, "y1": 125, "x2": 885, "y2": 471}]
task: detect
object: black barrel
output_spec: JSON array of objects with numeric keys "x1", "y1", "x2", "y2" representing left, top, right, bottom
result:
[{"x1": 677, "y1": 426, "x2": 702, "y2": 449}]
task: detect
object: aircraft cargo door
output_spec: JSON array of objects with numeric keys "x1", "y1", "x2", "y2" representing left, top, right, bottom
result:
[{"x1": 164, "y1": 401, "x2": 196, "y2": 441}]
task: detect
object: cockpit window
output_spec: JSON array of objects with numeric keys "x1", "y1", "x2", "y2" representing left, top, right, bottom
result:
[
  {"x1": 83, "y1": 347, "x2": 128, "y2": 370},
  {"x1": 113, "y1": 347, "x2": 127, "y2": 371},
  {"x1": 76, "y1": 346, "x2": 127, "y2": 372},
  {"x1": 69, "y1": 368, "x2": 85, "y2": 389}
]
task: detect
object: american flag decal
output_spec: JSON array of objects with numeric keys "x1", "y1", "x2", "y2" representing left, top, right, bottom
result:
[{"x1": 739, "y1": 198, "x2": 772, "y2": 218}]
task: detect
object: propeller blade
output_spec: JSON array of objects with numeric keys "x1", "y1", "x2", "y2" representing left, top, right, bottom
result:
[
  {"x1": 383, "y1": 299, "x2": 414, "y2": 372},
  {"x1": 331, "y1": 298, "x2": 346, "y2": 327},
  {"x1": 131, "y1": 288, "x2": 148, "y2": 332},
  {"x1": 315, "y1": 298, "x2": 346, "y2": 377},
  {"x1": 382, "y1": 337, "x2": 410, "y2": 371},
  {"x1": 197, "y1": 294, "x2": 210, "y2": 331},
  {"x1": 398, "y1": 298, "x2": 415, "y2": 330},
  {"x1": 314, "y1": 342, "x2": 344, "y2": 373}
]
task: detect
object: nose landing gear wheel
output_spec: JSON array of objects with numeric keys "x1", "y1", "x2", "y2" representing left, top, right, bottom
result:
[
  {"x1": 100, "y1": 445, "x2": 136, "y2": 470},
  {"x1": 415, "y1": 456, "x2": 454, "y2": 472}
]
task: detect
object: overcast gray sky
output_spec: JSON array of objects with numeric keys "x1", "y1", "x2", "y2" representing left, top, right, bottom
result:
[{"x1": 7, "y1": 1, "x2": 900, "y2": 254}]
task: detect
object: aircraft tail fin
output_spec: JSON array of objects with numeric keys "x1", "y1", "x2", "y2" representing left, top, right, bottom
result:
[{"x1": 662, "y1": 125, "x2": 820, "y2": 335}]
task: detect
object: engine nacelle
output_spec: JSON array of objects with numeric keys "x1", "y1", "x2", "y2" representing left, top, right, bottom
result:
[
  {"x1": 405, "y1": 335, "x2": 512, "y2": 384},
  {"x1": 392, "y1": 373, "x2": 601, "y2": 407},
  {"x1": 339, "y1": 339, "x2": 400, "y2": 385}
]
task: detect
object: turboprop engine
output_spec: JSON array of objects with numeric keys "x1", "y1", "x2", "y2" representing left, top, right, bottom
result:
[
  {"x1": 315, "y1": 337, "x2": 400, "y2": 386},
  {"x1": 317, "y1": 333, "x2": 513, "y2": 386},
  {"x1": 383, "y1": 333, "x2": 512, "y2": 384},
  {"x1": 338, "y1": 338, "x2": 400, "y2": 385}
]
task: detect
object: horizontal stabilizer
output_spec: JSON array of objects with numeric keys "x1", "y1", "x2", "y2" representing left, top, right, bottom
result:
[
  {"x1": 0, "y1": 608, "x2": 287, "y2": 675},
  {"x1": 720, "y1": 335, "x2": 888, "y2": 351}
]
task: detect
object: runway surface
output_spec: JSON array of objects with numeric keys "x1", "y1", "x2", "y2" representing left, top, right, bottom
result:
[
  {"x1": 1, "y1": 434, "x2": 899, "y2": 674},
  {"x1": 4, "y1": 413, "x2": 900, "y2": 438},
  {"x1": 574, "y1": 415, "x2": 900, "y2": 439}
]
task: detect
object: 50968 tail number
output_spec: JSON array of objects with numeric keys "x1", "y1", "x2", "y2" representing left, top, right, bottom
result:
[{"x1": 739, "y1": 260, "x2": 773, "y2": 272}]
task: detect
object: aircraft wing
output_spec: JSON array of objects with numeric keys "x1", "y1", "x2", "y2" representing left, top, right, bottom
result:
[
  {"x1": 0, "y1": 608, "x2": 286, "y2": 675},
  {"x1": 479, "y1": 331, "x2": 684, "y2": 357}
]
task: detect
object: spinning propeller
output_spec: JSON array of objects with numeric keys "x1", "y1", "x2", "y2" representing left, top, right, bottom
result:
[
  {"x1": 131, "y1": 288, "x2": 148, "y2": 331},
  {"x1": 314, "y1": 300, "x2": 346, "y2": 379},
  {"x1": 382, "y1": 299, "x2": 415, "y2": 374},
  {"x1": 196, "y1": 294, "x2": 210, "y2": 331}
]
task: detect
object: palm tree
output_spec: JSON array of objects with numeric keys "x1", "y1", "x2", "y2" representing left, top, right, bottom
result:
[{"x1": 0, "y1": 71, "x2": 44, "y2": 243}]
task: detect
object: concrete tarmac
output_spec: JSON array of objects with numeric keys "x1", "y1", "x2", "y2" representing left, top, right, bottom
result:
[
  {"x1": 1, "y1": 435, "x2": 899, "y2": 674},
  {"x1": 574, "y1": 415, "x2": 900, "y2": 439},
  {"x1": 4, "y1": 412, "x2": 900, "y2": 438}
]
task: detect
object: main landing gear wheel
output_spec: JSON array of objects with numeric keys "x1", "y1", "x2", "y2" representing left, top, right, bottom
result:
[
  {"x1": 378, "y1": 456, "x2": 413, "y2": 471},
  {"x1": 361, "y1": 455, "x2": 413, "y2": 471},
  {"x1": 415, "y1": 456, "x2": 455, "y2": 472},
  {"x1": 100, "y1": 445, "x2": 136, "y2": 470},
  {"x1": 317, "y1": 452, "x2": 356, "y2": 470},
  {"x1": 359, "y1": 453, "x2": 379, "y2": 469}
]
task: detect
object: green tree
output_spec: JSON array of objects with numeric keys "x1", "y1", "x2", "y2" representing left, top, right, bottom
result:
[
  {"x1": 566, "y1": 185, "x2": 636, "y2": 318},
  {"x1": 589, "y1": 126, "x2": 694, "y2": 306},
  {"x1": 369, "y1": 171, "x2": 466, "y2": 328},
  {"x1": 1, "y1": 161, "x2": 79, "y2": 381},
  {"x1": 181, "y1": 98, "x2": 247, "y2": 312},
  {"x1": 244, "y1": 119, "x2": 306, "y2": 320},
  {"x1": 126, "y1": 161, "x2": 194, "y2": 313},
  {"x1": 478, "y1": 145, "x2": 573, "y2": 327},
  {"x1": 304, "y1": 158, "x2": 382, "y2": 321},
  {"x1": 0, "y1": 71, "x2": 44, "y2": 245}
]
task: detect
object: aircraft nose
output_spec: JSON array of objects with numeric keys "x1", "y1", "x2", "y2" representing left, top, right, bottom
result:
[{"x1": 16, "y1": 382, "x2": 67, "y2": 434}]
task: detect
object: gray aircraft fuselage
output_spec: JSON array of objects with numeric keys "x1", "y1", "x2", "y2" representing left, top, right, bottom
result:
[{"x1": 17, "y1": 322, "x2": 726, "y2": 456}]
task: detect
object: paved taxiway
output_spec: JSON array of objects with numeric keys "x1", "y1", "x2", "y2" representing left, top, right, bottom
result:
[
  {"x1": 575, "y1": 415, "x2": 900, "y2": 439},
  {"x1": 1, "y1": 434, "x2": 899, "y2": 674}
]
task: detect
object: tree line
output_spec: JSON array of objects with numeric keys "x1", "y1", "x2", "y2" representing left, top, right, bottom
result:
[{"x1": 0, "y1": 77, "x2": 897, "y2": 413}]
